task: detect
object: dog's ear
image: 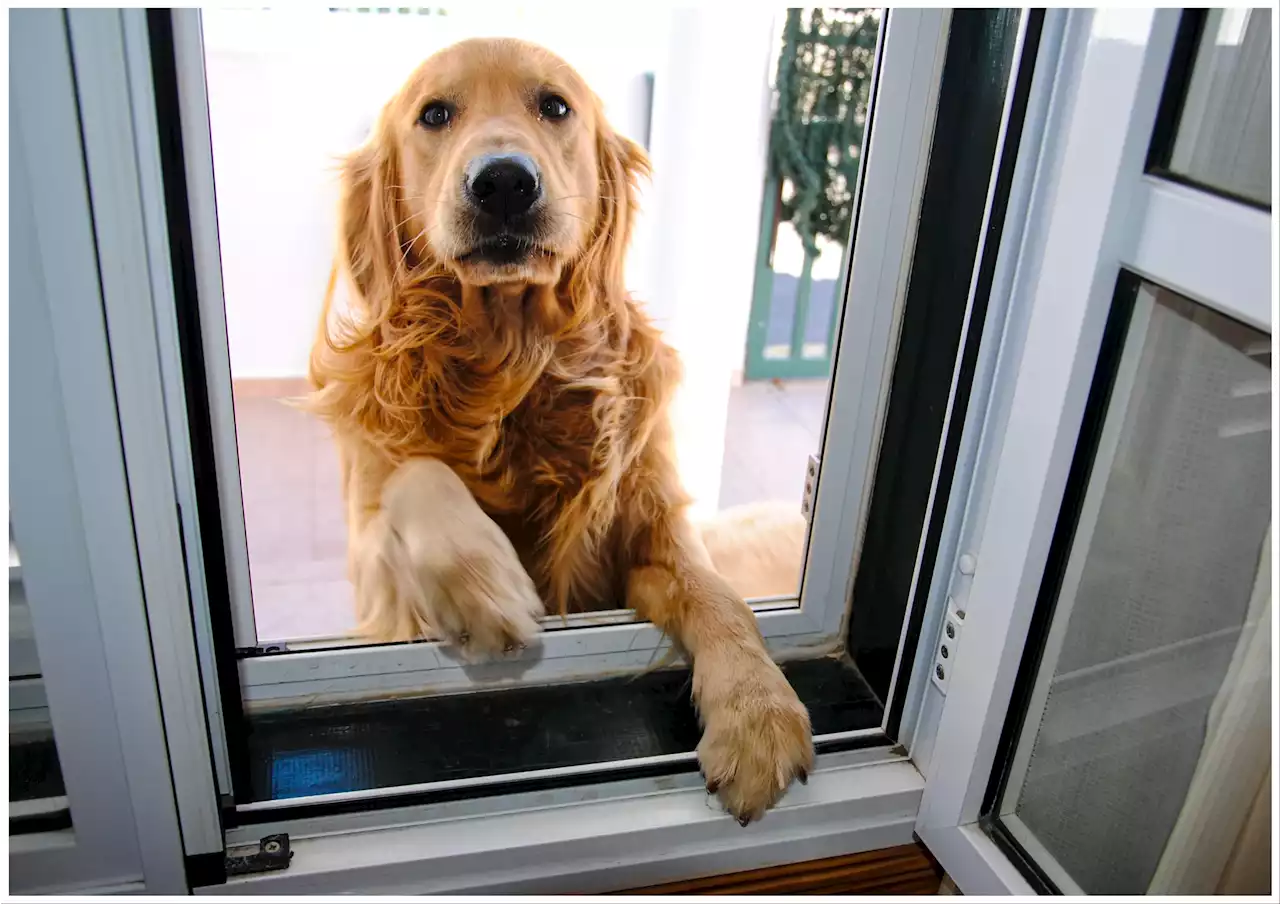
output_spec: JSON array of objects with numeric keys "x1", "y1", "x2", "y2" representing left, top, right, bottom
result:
[
  {"x1": 336, "y1": 129, "x2": 404, "y2": 311},
  {"x1": 580, "y1": 117, "x2": 650, "y2": 294}
]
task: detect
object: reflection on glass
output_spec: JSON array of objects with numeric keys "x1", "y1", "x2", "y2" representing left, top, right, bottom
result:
[
  {"x1": 9, "y1": 530, "x2": 71, "y2": 830},
  {"x1": 201, "y1": 8, "x2": 879, "y2": 644},
  {"x1": 994, "y1": 282, "x2": 1271, "y2": 894},
  {"x1": 1169, "y1": 8, "x2": 1272, "y2": 206}
]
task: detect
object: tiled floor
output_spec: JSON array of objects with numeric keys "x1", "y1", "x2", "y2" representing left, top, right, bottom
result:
[
  {"x1": 233, "y1": 379, "x2": 829, "y2": 643},
  {"x1": 717, "y1": 379, "x2": 828, "y2": 511}
]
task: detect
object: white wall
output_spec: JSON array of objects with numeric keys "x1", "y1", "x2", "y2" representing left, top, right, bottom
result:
[
  {"x1": 641, "y1": 7, "x2": 777, "y2": 516},
  {"x1": 204, "y1": 7, "x2": 778, "y2": 512}
]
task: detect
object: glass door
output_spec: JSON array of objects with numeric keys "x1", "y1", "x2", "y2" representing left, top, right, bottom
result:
[
  {"x1": 987, "y1": 280, "x2": 1270, "y2": 894},
  {"x1": 915, "y1": 8, "x2": 1272, "y2": 895}
]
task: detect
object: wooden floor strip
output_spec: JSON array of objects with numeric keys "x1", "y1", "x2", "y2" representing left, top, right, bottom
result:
[{"x1": 624, "y1": 843, "x2": 942, "y2": 895}]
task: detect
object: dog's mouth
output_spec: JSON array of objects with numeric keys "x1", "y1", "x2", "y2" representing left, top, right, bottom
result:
[{"x1": 458, "y1": 233, "x2": 553, "y2": 267}]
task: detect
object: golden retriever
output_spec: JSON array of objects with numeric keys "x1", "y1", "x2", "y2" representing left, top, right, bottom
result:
[{"x1": 307, "y1": 38, "x2": 813, "y2": 823}]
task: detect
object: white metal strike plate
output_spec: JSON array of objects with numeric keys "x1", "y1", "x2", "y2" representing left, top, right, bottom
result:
[
  {"x1": 930, "y1": 595, "x2": 966, "y2": 692},
  {"x1": 801, "y1": 454, "x2": 820, "y2": 521}
]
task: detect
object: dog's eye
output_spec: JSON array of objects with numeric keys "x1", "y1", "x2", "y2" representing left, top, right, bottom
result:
[
  {"x1": 419, "y1": 102, "x2": 452, "y2": 129},
  {"x1": 539, "y1": 94, "x2": 571, "y2": 121}
]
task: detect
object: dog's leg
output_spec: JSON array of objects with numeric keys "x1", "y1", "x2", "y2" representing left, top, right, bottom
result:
[
  {"x1": 621, "y1": 453, "x2": 814, "y2": 824},
  {"x1": 339, "y1": 436, "x2": 543, "y2": 657}
]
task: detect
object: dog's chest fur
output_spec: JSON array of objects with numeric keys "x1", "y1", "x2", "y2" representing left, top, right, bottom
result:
[
  {"x1": 401, "y1": 297, "x2": 672, "y2": 612},
  {"x1": 443, "y1": 362, "x2": 631, "y2": 609},
  {"x1": 488, "y1": 372, "x2": 600, "y2": 512}
]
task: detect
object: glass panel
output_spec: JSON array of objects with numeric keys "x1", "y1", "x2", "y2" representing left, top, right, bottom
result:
[
  {"x1": 9, "y1": 528, "x2": 71, "y2": 831},
  {"x1": 799, "y1": 238, "x2": 846, "y2": 361},
  {"x1": 994, "y1": 281, "x2": 1271, "y2": 894},
  {"x1": 763, "y1": 206, "x2": 809, "y2": 359},
  {"x1": 200, "y1": 7, "x2": 880, "y2": 644},
  {"x1": 1168, "y1": 8, "x2": 1272, "y2": 206}
]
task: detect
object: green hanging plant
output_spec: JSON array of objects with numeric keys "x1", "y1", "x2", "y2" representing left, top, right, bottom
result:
[{"x1": 769, "y1": 8, "x2": 880, "y2": 256}]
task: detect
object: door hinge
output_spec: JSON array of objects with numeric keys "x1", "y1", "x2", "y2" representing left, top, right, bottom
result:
[
  {"x1": 801, "y1": 453, "x2": 820, "y2": 521},
  {"x1": 225, "y1": 833, "x2": 292, "y2": 877}
]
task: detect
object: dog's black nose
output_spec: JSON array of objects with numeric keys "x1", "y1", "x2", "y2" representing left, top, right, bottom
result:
[{"x1": 466, "y1": 155, "x2": 540, "y2": 219}]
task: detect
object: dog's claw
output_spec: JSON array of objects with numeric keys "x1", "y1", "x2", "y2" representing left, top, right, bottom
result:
[
  {"x1": 797, "y1": 768, "x2": 808, "y2": 786},
  {"x1": 706, "y1": 779, "x2": 719, "y2": 794},
  {"x1": 738, "y1": 815, "x2": 751, "y2": 828}
]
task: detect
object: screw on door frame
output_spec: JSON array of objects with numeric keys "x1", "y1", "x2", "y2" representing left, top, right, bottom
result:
[{"x1": 225, "y1": 834, "x2": 292, "y2": 877}]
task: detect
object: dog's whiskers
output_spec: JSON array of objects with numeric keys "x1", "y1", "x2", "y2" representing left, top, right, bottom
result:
[{"x1": 546, "y1": 193, "x2": 620, "y2": 204}]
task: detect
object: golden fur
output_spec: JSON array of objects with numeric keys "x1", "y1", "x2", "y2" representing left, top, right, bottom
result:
[
  {"x1": 696, "y1": 502, "x2": 808, "y2": 600},
  {"x1": 307, "y1": 38, "x2": 812, "y2": 823}
]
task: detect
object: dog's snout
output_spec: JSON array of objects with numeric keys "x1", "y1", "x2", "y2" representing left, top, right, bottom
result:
[{"x1": 466, "y1": 154, "x2": 541, "y2": 219}]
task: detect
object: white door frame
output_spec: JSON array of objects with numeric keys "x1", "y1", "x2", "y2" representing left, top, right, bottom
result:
[
  {"x1": 66, "y1": 6, "x2": 231, "y2": 850},
  {"x1": 8, "y1": 9, "x2": 189, "y2": 894},
  {"x1": 150, "y1": 8, "x2": 952, "y2": 711},
  {"x1": 913, "y1": 8, "x2": 1272, "y2": 894}
]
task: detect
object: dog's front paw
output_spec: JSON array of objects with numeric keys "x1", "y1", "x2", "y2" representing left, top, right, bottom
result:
[
  {"x1": 696, "y1": 654, "x2": 814, "y2": 825},
  {"x1": 354, "y1": 458, "x2": 545, "y2": 658},
  {"x1": 410, "y1": 514, "x2": 544, "y2": 659}
]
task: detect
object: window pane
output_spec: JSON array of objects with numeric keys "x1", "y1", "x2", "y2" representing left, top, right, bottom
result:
[
  {"x1": 9, "y1": 530, "x2": 71, "y2": 832},
  {"x1": 994, "y1": 282, "x2": 1271, "y2": 893},
  {"x1": 201, "y1": 7, "x2": 879, "y2": 644},
  {"x1": 173, "y1": 6, "x2": 1029, "y2": 807},
  {"x1": 1168, "y1": 8, "x2": 1272, "y2": 206}
]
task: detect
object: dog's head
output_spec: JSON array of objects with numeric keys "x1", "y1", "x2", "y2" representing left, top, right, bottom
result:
[{"x1": 339, "y1": 38, "x2": 648, "y2": 301}]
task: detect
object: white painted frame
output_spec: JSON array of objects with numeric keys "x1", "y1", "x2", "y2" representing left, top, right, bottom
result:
[
  {"x1": 1127, "y1": 175, "x2": 1271, "y2": 330},
  {"x1": 167, "y1": 9, "x2": 260, "y2": 650},
  {"x1": 895, "y1": 7, "x2": 1067, "y2": 764},
  {"x1": 65, "y1": 7, "x2": 231, "y2": 845},
  {"x1": 122, "y1": 6, "x2": 240, "y2": 799},
  {"x1": 207, "y1": 749, "x2": 923, "y2": 895},
  {"x1": 7, "y1": 10, "x2": 188, "y2": 894},
  {"x1": 32, "y1": 12, "x2": 962, "y2": 883},
  {"x1": 912, "y1": 8, "x2": 1273, "y2": 895},
  {"x1": 156, "y1": 8, "x2": 953, "y2": 709}
]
